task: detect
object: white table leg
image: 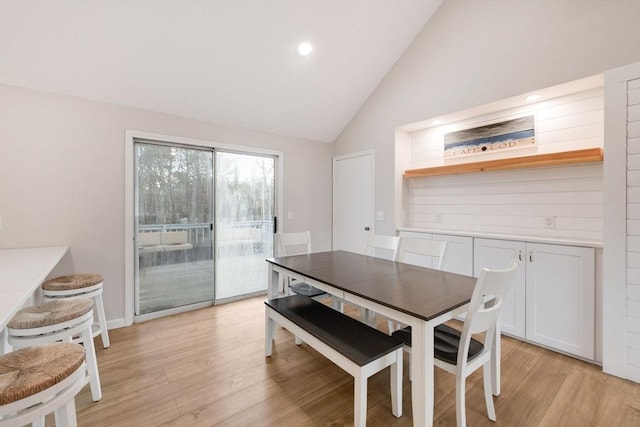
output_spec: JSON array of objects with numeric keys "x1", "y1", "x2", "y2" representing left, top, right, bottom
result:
[
  {"x1": 268, "y1": 265, "x2": 278, "y2": 299},
  {"x1": 411, "y1": 320, "x2": 433, "y2": 427}
]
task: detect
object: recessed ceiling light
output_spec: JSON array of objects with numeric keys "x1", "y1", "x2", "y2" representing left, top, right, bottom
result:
[
  {"x1": 526, "y1": 94, "x2": 541, "y2": 102},
  {"x1": 298, "y1": 42, "x2": 313, "y2": 56}
]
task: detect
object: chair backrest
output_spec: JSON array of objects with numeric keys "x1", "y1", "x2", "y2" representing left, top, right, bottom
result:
[
  {"x1": 397, "y1": 237, "x2": 447, "y2": 270},
  {"x1": 276, "y1": 231, "x2": 311, "y2": 256},
  {"x1": 458, "y1": 260, "x2": 519, "y2": 367},
  {"x1": 365, "y1": 233, "x2": 400, "y2": 260}
]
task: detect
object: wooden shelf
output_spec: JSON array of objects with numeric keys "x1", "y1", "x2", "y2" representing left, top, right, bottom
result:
[{"x1": 403, "y1": 148, "x2": 603, "y2": 178}]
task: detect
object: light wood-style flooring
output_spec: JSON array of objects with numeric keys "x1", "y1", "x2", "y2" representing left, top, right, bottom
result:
[{"x1": 62, "y1": 296, "x2": 640, "y2": 426}]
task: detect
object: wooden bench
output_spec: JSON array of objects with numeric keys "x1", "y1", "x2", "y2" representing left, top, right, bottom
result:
[{"x1": 264, "y1": 294, "x2": 403, "y2": 427}]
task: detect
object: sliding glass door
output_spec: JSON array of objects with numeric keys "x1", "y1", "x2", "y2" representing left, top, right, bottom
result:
[
  {"x1": 134, "y1": 143, "x2": 214, "y2": 315},
  {"x1": 134, "y1": 142, "x2": 276, "y2": 316},
  {"x1": 215, "y1": 151, "x2": 275, "y2": 300}
]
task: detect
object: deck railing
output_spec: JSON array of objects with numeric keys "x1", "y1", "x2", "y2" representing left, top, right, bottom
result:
[{"x1": 138, "y1": 221, "x2": 273, "y2": 249}]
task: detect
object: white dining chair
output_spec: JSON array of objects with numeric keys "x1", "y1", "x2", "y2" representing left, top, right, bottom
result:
[
  {"x1": 387, "y1": 237, "x2": 448, "y2": 333},
  {"x1": 360, "y1": 233, "x2": 401, "y2": 326},
  {"x1": 365, "y1": 233, "x2": 400, "y2": 261},
  {"x1": 392, "y1": 260, "x2": 519, "y2": 427},
  {"x1": 397, "y1": 237, "x2": 447, "y2": 269},
  {"x1": 276, "y1": 231, "x2": 323, "y2": 295}
]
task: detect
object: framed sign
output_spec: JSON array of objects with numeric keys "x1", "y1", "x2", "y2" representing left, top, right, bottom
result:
[{"x1": 444, "y1": 116, "x2": 535, "y2": 158}]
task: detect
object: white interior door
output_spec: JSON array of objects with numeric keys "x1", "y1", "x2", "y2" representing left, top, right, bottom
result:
[{"x1": 333, "y1": 151, "x2": 374, "y2": 254}]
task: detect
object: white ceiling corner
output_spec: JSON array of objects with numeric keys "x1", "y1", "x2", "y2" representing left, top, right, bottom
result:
[{"x1": 0, "y1": 0, "x2": 442, "y2": 143}]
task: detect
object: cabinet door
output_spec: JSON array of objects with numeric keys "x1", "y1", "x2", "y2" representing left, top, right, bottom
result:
[
  {"x1": 433, "y1": 234, "x2": 473, "y2": 276},
  {"x1": 525, "y1": 243, "x2": 595, "y2": 359},
  {"x1": 474, "y1": 238, "x2": 527, "y2": 338}
]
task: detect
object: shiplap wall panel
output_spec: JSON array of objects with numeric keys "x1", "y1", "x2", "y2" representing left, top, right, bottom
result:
[
  {"x1": 628, "y1": 137, "x2": 640, "y2": 154},
  {"x1": 406, "y1": 88, "x2": 604, "y2": 242},
  {"x1": 627, "y1": 77, "x2": 640, "y2": 380}
]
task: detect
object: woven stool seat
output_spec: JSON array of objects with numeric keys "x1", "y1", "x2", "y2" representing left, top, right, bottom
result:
[
  {"x1": 41, "y1": 273, "x2": 110, "y2": 349},
  {"x1": 6, "y1": 298, "x2": 102, "y2": 403},
  {"x1": 0, "y1": 343, "x2": 87, "y2": 426},
  {"x1": 0, "y1": 343, "x2": 84, "y2": 405},
  {"x1": 7, "y1": 299, "x2": 93, "y2": 331},
  {"x1": 42, "y1": 274, "x2": 103, "y2": 291}
]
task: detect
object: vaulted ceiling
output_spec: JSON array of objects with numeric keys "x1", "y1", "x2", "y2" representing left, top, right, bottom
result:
[{"x1": 0, "y1": 0, "x2": 442, "y2": 143}]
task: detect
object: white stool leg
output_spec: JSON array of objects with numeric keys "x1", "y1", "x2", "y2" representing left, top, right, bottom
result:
[
  {"x1": 54, "y1": 399, "x2": 78, "y2": 427},
  {"x1": 81, "y1": 327, "x2": 102, "y2": 401},
  {"x1": 94, "y1": 292, "x2": 110, "y2": 348}
]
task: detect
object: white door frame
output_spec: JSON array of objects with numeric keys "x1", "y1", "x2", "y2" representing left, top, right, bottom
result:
[
  {"x1": 332, "y1": 150, "x2": 375, "y2": 250},
  {"x1": 124, "y1": 130, "x2": 284, "y2": 326}
]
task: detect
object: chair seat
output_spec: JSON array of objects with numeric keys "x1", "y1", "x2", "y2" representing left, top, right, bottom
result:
[
  {"x1": 289, "y1": 282, "x2": 326, "y2": 298},
  {"x1": 392, "y1": 324, "x2": 484, "y2": 364},
  {"x1": 0, "y1": 343, "x2": 85, "y2": 405},
  {"x1": 42, "y1": 274, "x2": 103, "y2": 292},
  {"x1": 7, "y1": 299, "x2": 93, "y2": 330}
]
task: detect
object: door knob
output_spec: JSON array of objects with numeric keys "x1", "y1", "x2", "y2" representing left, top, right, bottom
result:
[{"x1": 364, "y1": 227, "x2": 370, "y2": 231}]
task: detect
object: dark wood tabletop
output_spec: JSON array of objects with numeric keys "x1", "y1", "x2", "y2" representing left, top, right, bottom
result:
[{"x1": 267, "y1": 250, "x2": 477, "y2": 322}]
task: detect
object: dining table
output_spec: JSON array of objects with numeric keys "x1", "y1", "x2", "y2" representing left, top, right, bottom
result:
[
  {"x1": 0, "y1": 246, "x2": 69, "y2": 352},
  {"x1": 266, "y1": 249, "x2": 483, "y2": 427}
]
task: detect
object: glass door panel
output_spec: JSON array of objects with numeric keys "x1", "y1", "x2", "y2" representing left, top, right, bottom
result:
[
  {"x1": 215, "y1": 151, "x2": 275, "y2": 300},
  {"x1": 135, "y1": 142, "x2": 214, "y2": 315}
]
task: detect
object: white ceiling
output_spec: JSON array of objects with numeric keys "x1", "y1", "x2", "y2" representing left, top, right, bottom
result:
[{"x1": 0, "y1": 0, "x2": 442, "y2": 143}]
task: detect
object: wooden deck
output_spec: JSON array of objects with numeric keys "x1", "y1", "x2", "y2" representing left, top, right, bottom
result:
[{"x1": 138, "y1": 254, "x2": 268, "y2": 314}]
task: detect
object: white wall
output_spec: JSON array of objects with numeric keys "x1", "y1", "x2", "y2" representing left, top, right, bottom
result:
[
  {"x1": 333, "y1": 0, "x2": 640, "y2": 236},
  {"x1": 404, "y1": 87, "x2": 604, "y2": 242},
  {"x1": 0, "y1": 84, "x2": 333, "y2": 324}
]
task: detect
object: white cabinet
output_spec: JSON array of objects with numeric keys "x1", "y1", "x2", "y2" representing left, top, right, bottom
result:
[
  {"x1": 474, "y1": 238, "x2": 595, "y2": 359},
  {"x1": 525, "y1": 243, "x2": 595, "y2": 359},
  {"x1": 398, "y1": 231, "x2": 473, "y2": 276},
  {"x1": 474, "y1": 238, "x2": 527, "y2": 338}
]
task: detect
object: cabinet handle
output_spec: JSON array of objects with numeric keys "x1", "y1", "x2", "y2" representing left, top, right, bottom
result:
[
  {"x1": 518, "y1": 251, "x2": 523, "y2": 261},
  {"x1": 529, "y1": 251, "x2": 534, "y2": 262}
]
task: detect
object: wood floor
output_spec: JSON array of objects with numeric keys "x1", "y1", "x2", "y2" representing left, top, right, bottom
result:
[{"x1": 61, "y1": 296, "x2": 640, "y2": 426}]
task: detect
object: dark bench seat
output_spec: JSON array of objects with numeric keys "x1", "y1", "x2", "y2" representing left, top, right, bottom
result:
[{"x1": 265, "y1": 294, "x2": 403, "y2": 427}]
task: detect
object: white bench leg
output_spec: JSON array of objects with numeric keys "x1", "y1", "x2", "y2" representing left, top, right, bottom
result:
[
  {"x1": 391, "y1": 348, "x2": 403, "y2": 418},
  {"x1": 354, "y1": 373, "x2": 367, "y2": 427},
  {"x1": 265, "y1": 310, "x2": 275, "y2": 356}
]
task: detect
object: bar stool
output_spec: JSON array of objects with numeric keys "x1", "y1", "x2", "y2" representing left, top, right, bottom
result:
[
  {"x1": 0, "y1": 343, "x2": 88, "y2": 427},
  {"x1": 6, "y1": 299, "x2": 102, "y2": 402},
  {"x1": 42, "y1": 273, "x2": 110, "y2": 348}
]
